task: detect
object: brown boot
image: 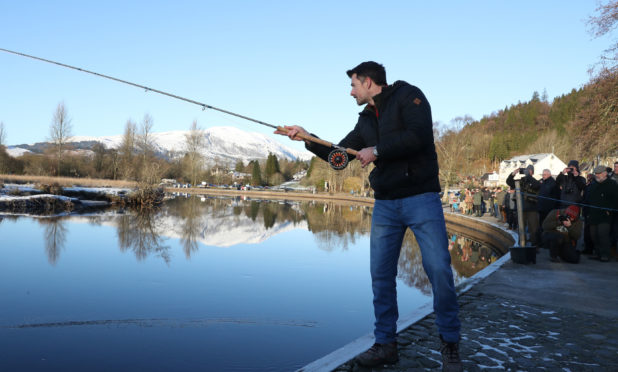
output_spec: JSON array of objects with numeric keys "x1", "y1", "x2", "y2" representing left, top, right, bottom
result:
[
  {"x1": 355, "y1": 342, "x2": 398, "y2": 367},
  {"x1": 440, "y1": 335, "x2": 463, "y2": 372}
]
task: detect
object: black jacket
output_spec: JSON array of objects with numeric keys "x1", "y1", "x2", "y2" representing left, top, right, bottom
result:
[
  {"x1": 506, "y1": 173, "x2": 541, "y2": 212},
  {"x1": 556, "y1": 172, "x2": 586, "y2": 205},
  {"x1": 585, "y1": 178, "x2": 618, "y2": 225},
  {"x1": 306, "y1": 80, "x2": 440, "y2": 200},
  {"x1": 537, "y1": 176, "x2": 560, "y2": 213}
]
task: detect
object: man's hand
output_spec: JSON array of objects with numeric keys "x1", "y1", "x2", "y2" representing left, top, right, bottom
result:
[
  {"x1": 274, "y1": 125, "x2": 309, "y2": 142},
  {"x1": 356, "y1": 147, "x2": 377, "y2": 168}
]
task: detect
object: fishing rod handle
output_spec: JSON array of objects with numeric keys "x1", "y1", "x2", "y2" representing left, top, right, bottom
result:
[{"x1": 275, "y1": 126, "x2": 358, "y2": 156}]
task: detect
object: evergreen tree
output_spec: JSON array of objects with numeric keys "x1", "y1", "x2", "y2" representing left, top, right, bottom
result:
[
  {"x1": 235, "y1": 160, "x2": 245, "y2": 172},
  {"x1": 251, "y1": 160, "x2": 262, "y2": 186}
]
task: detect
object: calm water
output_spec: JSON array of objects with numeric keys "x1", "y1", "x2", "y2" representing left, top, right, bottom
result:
[{"x1": 0, "y1": 195, "x2": 498, "y2": 371}]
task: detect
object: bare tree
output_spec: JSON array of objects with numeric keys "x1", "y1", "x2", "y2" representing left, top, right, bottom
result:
[
  {"x1": 0, "y1": 121, "x2": 6, "y2": 174},
  {"x1": 184, "y1": 120, "x2": 205, "y2": 186},
  {"x1": 588, "y1": 0, "x2": 618, "y2": 74},
  {"x1": 138, "y1": 114, "x2": 154, "y2": 157},
  {"x1": 49, "y1": 102, "x2": 73, "y2": 176},
  {"x1": 119, "y1": 119, "x2": 137, "y2": 180},
  {"x1": 0, "y1": 121, "x2": 6, "y2": 147},
  {"x1": 137, "y1": 114, "x2": 159, "y2": 184}
]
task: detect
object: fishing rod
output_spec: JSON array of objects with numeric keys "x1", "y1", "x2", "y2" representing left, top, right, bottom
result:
[{"x1": 0, "y1": 47, "x2": 356, "y2": 169}]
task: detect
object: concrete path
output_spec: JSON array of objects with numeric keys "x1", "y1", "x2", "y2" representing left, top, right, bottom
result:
[{"x1": 330, "y1": 212, "x2": 618, "y2": 371}]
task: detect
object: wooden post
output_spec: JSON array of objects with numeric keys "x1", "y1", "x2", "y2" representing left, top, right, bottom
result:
[{"x1": 514, "y1": 179, "x2": 526, "y2": 246}]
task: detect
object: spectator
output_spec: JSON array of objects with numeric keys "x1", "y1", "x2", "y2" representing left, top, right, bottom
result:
[
  {"x1": 612, "y1": 162, "x2": 618, "y2": 249},
  {"x1": 542, "y1": 205, "x2": 583, "y2": 263},
  {"x1": 507, "y1": 165, "x2": 541, "y2": 247},
  {"x1": 464, "y1": 189, "x2": 473, "y2": 215},
  {"x1": 482, "y1": 187, "x2": 490, "y2": 215},
  {"x1": 585, "y1": 165, "x2": 618, "y2": 262},
  {"x1": 473, "y1": 189, "x2": 483, "y2": 217},
  {"x1": 537, "y1": 169, "x2": 561, "y2": 241},
  {"x1": 504, "y1": 188, "x2": 518, "y2": 230},
  {"x1": 556, "y1": 160, "x2": 586, "y2": 207},
  {"x1": 496, "y1": 188, "x2": 507, "y2": 222},
  {"x1": 611, "y1": 161, "x2": 618, "y2": 184},
  {"x1": 582, "y1": 174, "x2": 597, "y2": 255}
]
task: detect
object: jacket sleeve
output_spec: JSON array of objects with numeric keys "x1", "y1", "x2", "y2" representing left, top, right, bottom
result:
[
  {"x1": 575, "y1": 176, "x2": 587, "y2": 192},
  {"x1": 526, "y1": 175, "x2": 541, "y2": 191},
  {"x1": 556, "y1": 173, "x2": 565, "y2": 187},
  {"x1": 542, "y1": 210, "x2": 559, "y2": 231},
  {"x1": 506, "y1": 173, "x2": 515, "y2": 189},
  {"x1": 375, "y1": 90, "x2": 434, "y2": 159},
  {"x1": 568, "y1": 220, "x2": 583, "y2": 242}
]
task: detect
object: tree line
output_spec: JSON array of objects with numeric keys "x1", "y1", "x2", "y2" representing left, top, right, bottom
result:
[{"x1": 0, "y1": 105, "x2": 307, "y2": 187}]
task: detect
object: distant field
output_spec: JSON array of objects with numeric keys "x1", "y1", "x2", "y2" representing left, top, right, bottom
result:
[{"x1": 0, "y1": 174, "x2": 137, "y2": 188}]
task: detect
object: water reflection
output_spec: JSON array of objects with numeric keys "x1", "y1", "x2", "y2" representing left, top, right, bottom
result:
[
  {"x1": 448, "y1": 231, "x2": 499, "y2": 278},
  {"x1": 39, "y1": 217, "x2": 68, "y2": 265},
  {"x1": 15, "y1": 195, "x2": 501, "y2": 286},
  {"x1": 116, "y1": 209, "x2": 171, "y2": 263}
]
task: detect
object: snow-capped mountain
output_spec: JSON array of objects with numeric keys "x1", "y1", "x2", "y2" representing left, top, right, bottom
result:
[{"x1": 7, "y1": 126, "x2": 313, "y2": 166}]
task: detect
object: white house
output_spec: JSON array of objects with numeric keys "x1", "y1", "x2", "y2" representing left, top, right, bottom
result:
[
  {"x1": 498, "y1": 153, "x2": 567, "y2": 185},
  {"x1": 482, "y1": 172, "x2": 500, "y2": 187}
]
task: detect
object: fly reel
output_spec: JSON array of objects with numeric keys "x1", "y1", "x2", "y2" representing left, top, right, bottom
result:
[{"x1": 328, "y1": 149, "x2": 349, "y2": 170}]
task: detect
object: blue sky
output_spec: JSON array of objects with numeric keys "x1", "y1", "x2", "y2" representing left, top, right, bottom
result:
[{"x1": 0, "y1": 1, "x2": 610, "y2": 152}]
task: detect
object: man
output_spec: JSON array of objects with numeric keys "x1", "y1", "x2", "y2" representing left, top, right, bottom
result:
[
  {"x1": 542, "y1": 205, "x2": 583, "y2": 263},
  {"x1": 537, "y1": 169, "x2": 560, "y2": 241},
  {"x1": 277, "y1": 62, "x2": 462, "y2": 371},
  {"x1": 473, "y1": 189, "x2": 483, "y2": 217},
  {"x1": 504, "y1": 188, "x2": 518, "y2": 230},
  {"x1": 585, "y1": 165, "x2": 618, "y2": 262},
  {"x1": 495, "y1": 188, "x2": 507, "y2": 222},
  {"x1": 556, "y1": 160, "x2": 586, "y2": 208},
  {"x1": 612, "y1": 162, "x2": 618, "y2": 248},
  {"x1": 506, "y1": 165, "x2": 541, "y2": 247},
  {"x1": 611, "y1": 162, "x2": 618, "y2": 184}
]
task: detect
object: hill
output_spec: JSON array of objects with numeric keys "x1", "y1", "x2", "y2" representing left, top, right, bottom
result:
[
  {"x1": 436, "y1": 70, "x2": 618, "y2": 180},
  {"x1": 7, "y1": 126, "x2": 312, "y2": 167}
]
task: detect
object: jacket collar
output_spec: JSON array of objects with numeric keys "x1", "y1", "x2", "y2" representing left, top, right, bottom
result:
[{"x1": 372, "y1": 80, "x2": 406, "y2": 111}]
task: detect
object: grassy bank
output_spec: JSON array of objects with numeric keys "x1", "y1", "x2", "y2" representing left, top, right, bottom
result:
[
  {"x1": 0, "y1": 174, "x2": 138, "y2": 188},
  {"x1": 0, "y1": 174, "x2": 375, "y2": 206}
]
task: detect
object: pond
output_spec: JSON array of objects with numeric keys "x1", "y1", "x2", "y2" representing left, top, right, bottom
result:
[{"x1": 0, "y1": 194, "x2": 500, "y2": 371}]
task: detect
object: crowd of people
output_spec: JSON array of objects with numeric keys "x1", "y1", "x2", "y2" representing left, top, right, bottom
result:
[{"x1": 447, "y1": 161, "x2": 618, "y2": 263}]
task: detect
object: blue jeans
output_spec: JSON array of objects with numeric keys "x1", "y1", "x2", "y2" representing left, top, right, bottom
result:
[{"x1": 370, "y1": 192, "x2": 460, "y2": 344}]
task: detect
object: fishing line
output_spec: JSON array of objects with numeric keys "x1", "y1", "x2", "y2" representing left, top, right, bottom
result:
[{"x1": 0, "y1": 47, "x2": 357, "y2": 169}]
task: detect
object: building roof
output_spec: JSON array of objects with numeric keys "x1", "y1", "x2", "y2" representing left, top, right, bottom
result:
[{"x1": 501, "y1": 153, "x2": 553, "y2": 163}]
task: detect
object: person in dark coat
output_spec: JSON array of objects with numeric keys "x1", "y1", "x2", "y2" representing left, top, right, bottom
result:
[
  {"x1": 556, "y1": 160, "x2": 586, "y2": 208},
  {"x1": 277, "y1": 61, "x2": 462, "y2": 370},
  {"x1": 504, "y1": 188, "x2": 518, "y2": 230},
  {"x1": 507, "y1": 165, "x2": 541, "y2": 247},
  {"x1": 582, "y1": 174, "x2": 597, "y2": 254},
  {"x1": 585, "y1": 165, "x2": 618, "y2": 262},
  {"x1": 537, "y1": 169, "x2": 561, "y2": 243},
  {"x1": 473, "y1": 189, "x2": 483, "y2": 217},
  {"x1": 542, "y1": 205, "x2": 583, "y2": 263}
]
